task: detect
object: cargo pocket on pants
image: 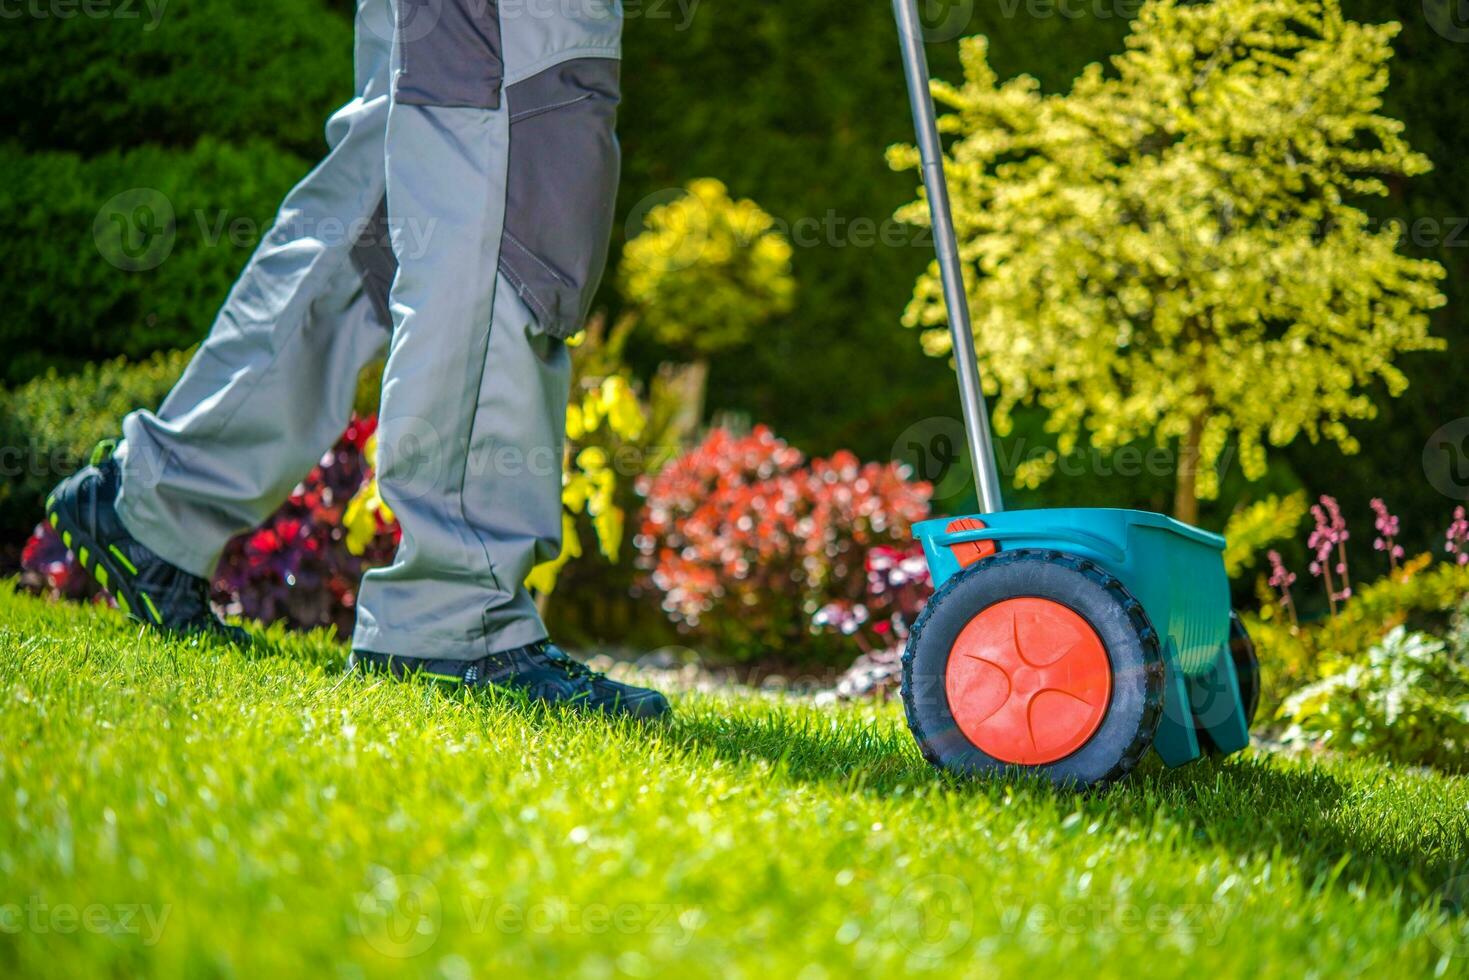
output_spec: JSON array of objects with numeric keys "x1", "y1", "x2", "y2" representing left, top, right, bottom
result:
[
  {"x1": 499, "y1": 58, "x2": 622, "y2": 339},
  {"x1": 394, "y1": 0, "x2": 504, "y2": 109}
]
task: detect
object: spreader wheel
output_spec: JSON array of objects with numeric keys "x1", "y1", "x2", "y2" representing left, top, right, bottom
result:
[{"x1": 902, "y1": 549, "x2": 1165, "y2": 787}]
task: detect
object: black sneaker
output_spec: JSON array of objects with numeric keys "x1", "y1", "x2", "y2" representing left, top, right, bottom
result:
[
  {"x1": 45, "y1": 443, "x2": 249, "y2": 646},
  {"x1": 350, "y1": 642, "x2": 672, "y2": 721}
]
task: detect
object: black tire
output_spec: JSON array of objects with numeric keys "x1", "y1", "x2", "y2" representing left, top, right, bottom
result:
[
  {"x1": 1195, "y1": 611, "x2": 1259, "y2": 755},
  {"x1": 901, "y1": 549, "x2": 1165, "y2": 787},
  {"x1": 1230, "y1": 612, "x2": 1261, "y2": 727}
]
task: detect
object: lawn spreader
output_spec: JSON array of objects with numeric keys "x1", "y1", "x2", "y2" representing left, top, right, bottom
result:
[{"x1": 890, "y1": 0, "x2": 1258, "y2": 786}]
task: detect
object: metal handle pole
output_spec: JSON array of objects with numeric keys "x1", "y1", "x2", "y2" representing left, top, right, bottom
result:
[{"x1": 891, "y1": 0, "x2": 1005, "y2": 513}]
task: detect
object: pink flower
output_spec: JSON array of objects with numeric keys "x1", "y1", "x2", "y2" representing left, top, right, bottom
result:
[
  {"x1": 1447, "y1": 506, "x2": 1469, "y2": 566},
  {"x1": 1267, "y1": 549, "x2": 1298, "y2": 627},
  {"x1": 1307, "y1": 495, "x2": 1351, "y2": 614},
  {"x1": 1369, "y1": 498, "x2": 1404, "y2": 569},
  {"x1": 1267, "y1": 550, "x2": 1296, "y2": 591}
]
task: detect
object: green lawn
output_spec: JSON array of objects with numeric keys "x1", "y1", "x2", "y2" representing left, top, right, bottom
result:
[{"x1": 1, "y1": 583, "x2": 1466, "y2": 978}]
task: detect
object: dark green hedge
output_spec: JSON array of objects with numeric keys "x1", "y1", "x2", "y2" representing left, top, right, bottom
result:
[
  {"x1": 0, "y1": 139, "x2": 310, "y2": 383},
  {"x1": 0, "y1": 0, "x2": 351, "y2": 158}
]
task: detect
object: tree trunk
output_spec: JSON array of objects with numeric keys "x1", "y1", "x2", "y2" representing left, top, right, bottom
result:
[
  {"x1": 666, "y1": 357, "x2": 709, "y2": 439},
  {"x1": 1173, "y1": 416, "x2": 1204, "y2": 525}
]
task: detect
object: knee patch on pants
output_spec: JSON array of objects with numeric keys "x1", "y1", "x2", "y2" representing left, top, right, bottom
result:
[
  {"x1": 394, "y1": 0, "x2": 504, "y2": 109},
  {"x1": 499, "y1": 57, "x2": 621, "y2": 339}
]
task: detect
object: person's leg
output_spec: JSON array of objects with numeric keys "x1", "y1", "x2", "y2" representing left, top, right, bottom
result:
[
  {"x1": 351, "y1": 2, "x2": 623, "y2": 659},
  {"x1": 351, "y1": 282, "x2": 570, "y2": 657},
  {"x1": 113, "y1": 0, "x2": 397, "y2": 579}
]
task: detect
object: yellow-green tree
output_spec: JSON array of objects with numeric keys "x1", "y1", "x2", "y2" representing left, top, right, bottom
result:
[
  {"x1": 892, "y1": 0, "x2": 1445, "y2": 524},
  {"x1": 620, "y1": 178, "x2": 795, "y2": 357}
]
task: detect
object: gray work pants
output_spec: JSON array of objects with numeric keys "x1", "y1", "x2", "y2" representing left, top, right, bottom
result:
[{"x1": 114, "y1": 0, "x2": 622, "y2": 658}]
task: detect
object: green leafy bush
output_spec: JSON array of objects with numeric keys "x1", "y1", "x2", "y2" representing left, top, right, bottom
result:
[
  {"x1": 893, "y1": 2, "x2": 1445, "y2": 525},
  {"x1": 1278, "y1": 618, "x2": 1469, "y2": 771},
  {"x1": 0, "y1": 140, "x2": 308, "y2": 383},
  {"x1": 1223, "y1": 492, "x2": 1309, "y2": 580},
  {"x1": 0, "y1": 349, "x2": 191, "y2": 540},
  {"x1": 1250, "y1": 556, "x2": 1469, "y2": 717}
]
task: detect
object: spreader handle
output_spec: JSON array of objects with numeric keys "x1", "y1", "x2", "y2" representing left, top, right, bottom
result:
[{"x1": 891, "y1": 0, "x2": 1005, "y2": 514}]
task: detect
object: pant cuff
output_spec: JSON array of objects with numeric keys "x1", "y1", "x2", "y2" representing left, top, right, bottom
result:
[
  {"x1": 351, "y1": 615, "x2": 548, "y2": 662},
  {"x1": 113, "y1": 439, "x2": 226, "y2": 580}
]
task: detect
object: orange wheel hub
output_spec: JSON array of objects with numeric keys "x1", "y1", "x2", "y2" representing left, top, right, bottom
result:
[{"x1": 944, "y1": 597, "x2": 1112, "y2": 765}]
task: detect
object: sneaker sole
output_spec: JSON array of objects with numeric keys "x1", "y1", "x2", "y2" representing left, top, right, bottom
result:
[{"x1": 45, "y1": 478, "x2": 164, "y2": 627}]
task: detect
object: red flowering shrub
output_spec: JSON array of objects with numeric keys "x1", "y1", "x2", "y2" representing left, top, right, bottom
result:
[
  {"x1": 813, "y1": 542, "x2": 935, "y2": 700},
  {"x1": 635, "y1": 426, "x2": 932, "y2": 662},
  {"x1": 20, "y1": 520, "x2": 105, "y2": 603}
]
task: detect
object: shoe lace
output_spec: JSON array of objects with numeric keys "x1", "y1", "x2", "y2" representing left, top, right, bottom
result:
[{"x1": 540, "y1": 645, "x2": 603, "y2": 682}]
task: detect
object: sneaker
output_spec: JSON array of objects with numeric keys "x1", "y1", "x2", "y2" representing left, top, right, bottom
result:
[
  {"x1": 350, "y1": 641, "x2": 672, "y2": 721},
  {"x1": 45, "y1": 443, "x2": 249, "y2": 646}
]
